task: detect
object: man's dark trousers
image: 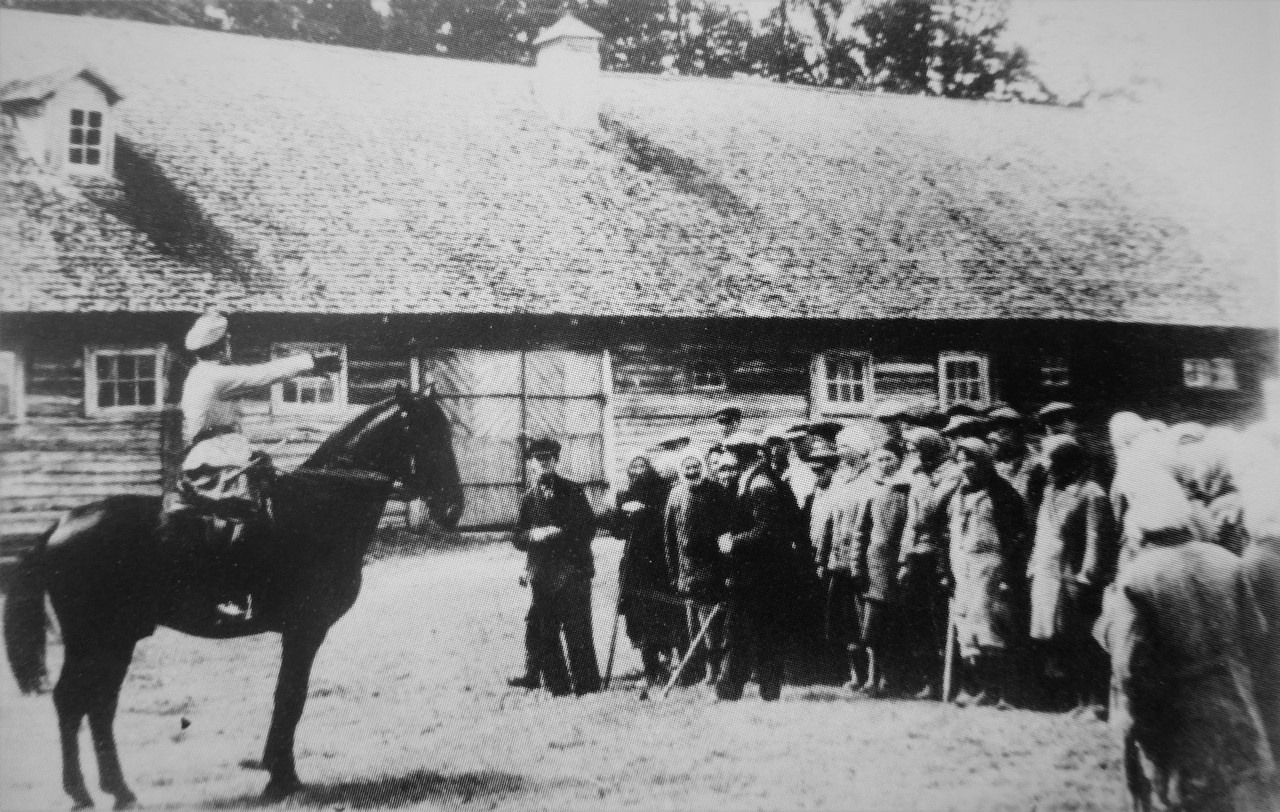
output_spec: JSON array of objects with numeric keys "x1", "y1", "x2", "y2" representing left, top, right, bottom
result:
[
  {"x1": 716, "y1": 584, "x2": 786, "y2": 701},
  {"x1": 528, "y1": 573, "x2": 601, "y2": 695}
]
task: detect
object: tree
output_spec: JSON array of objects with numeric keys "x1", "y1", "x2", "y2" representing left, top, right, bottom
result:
[{"x1": 749, "y1": 0, "x2": 1042, "y2": 101}]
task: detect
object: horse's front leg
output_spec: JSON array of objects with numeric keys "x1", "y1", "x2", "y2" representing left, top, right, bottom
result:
[{"x1": 260, "y1": 627, "x2": 327, "y2": 801}]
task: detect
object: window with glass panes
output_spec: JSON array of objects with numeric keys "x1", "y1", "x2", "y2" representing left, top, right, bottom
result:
[
  {"x1": 1183, "y1": 358, "x2": 1238, "y2": 391},
  {"x1": 690, "y1": 360, "x2": 726, "y2": 390},
  {"x1": 68, "y1": 109, "x2": 105, "y2": 167},
  {"x1": 91, "y1": 350, "x2": 161, "y2": 410},
  {"x1": 824, "y1": 354, "x2": 870, "y2": 406},
  {"x1": 272, "y1": 343, "x2": 345, "y2": 409},
  {"x1": 940, "y1": 354, "x2": 989, "y2": 406}
]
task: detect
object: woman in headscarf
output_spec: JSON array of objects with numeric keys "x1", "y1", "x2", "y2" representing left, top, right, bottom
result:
[
  {"x1": 663, "y1": 446, "x2": 731, "y2": 686},
  {"x1": 613, "y1": 453, "x2": 683, "y2": 686},
  {"x1": 1030, "y1": 435, "x2": 1116, "y2": 713},
  {"x1": 945, "y1": 438, "x2": 1029, "y2": 708}
]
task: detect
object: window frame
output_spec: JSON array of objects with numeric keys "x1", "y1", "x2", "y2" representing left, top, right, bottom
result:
[
  {"x1": 83, "y1": 344, "x2": 168, "y2": 417},
  {"x1": 688, "y1": 360, "x2": 727, "y2": 392},
  {"x1": 270, "y1": 342, "x2": 348, "y2": 414},
  {"x1": 1040, "y1": 356, "x2": 1071, "y2": 389},
  {"x1": 938, "y1": 351, "x2": 991, "y2": 410},
  {"x1": 1183, "y1": 357, "x2": 1238, "y2": 391},
  {"x1": 814, "y1": 351, "x2": 875, "y2": 416},
  {"x1": 0, "y1": 347, "x2": 26, "y2": 425}
]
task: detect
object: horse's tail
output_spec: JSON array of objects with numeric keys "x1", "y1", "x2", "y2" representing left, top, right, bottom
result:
[{"x1": 4, "y1": 526, "x2": 52, "y2": 695}]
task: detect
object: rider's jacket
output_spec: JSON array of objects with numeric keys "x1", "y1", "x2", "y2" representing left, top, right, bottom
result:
[{"x1": 181, "y1": 356, "x2": 316, "y2": 445}]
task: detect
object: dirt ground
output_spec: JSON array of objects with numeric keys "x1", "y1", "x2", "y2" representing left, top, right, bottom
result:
[{"x1": 1, "y1": 535, "x2": 1127, "y2": 811}]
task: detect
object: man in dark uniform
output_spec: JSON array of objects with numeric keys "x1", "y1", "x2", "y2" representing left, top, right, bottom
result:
[
  {"x1": 714, "y1": 433, "x2": 793, "y2": 701},
  {"x1": 508, "y1": 438, "x2": 601, "y2": 696}
]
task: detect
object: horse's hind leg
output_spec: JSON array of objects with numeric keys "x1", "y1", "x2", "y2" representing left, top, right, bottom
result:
[
  {"x1": 54, "y1": 650, "x2": 97, "y2": 809},
  {"x1": 86, "y1": 643, "x2": 138, "y2": 810}
]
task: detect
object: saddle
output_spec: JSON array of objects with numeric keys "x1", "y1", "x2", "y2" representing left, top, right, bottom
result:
[{"x1": 159, "y1": 452, "x2": 277, "y2": 622}]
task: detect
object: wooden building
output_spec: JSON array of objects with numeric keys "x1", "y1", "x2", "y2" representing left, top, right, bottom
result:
[{"x1": 1, "y1": 10, "x2": 1275, "y2": 534}]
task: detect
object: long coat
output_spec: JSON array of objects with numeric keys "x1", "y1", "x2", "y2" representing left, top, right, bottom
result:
[
  {"x1": 1029, "y1": 477, "x2": 1113, "y2": 642},
  {"x1": 823, "y1": 464, "x2": 873, "y2": 574},
  {"x1": 614, "y1": 472, "x2": 683, "y2": 650},
  {"x1": 1111, "y1": 539, "x2": 1274, "y2": 804},
  {"x1": 725, "y1": 461, "x2": 793, "y2": 593},
  {"x1": 852, "y1": 475, "x2": 910, "y2": 603},
  {"x1": 947, "y1": 476, "x2": 1028, "y2": 657},
  {"x1": 1241, "y1": 537, "x2": 1280, "y2": 762},
  {"x1": 663, "y1": 478, "x2": 730, "y2": 602}
]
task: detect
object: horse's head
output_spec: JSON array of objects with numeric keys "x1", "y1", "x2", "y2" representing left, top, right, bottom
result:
[{"x1": 393, "y1": 386, "x2": 465, "y2": 530}]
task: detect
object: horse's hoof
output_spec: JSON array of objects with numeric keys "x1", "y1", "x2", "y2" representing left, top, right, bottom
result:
[
  {"x1": 70, "y1": 798, "x2": 94, "y2": 811},
  {"x1": 238, "y1": 758, "x2": 268, "y2": 771},
  {"x1": 261, "y1": 777, "x2": 302, "y2": 803},
  {"x1": 113, "y1": 793, "x2": 138, "y2": 811}
]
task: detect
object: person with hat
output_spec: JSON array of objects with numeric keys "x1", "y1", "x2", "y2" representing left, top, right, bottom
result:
[
  {"x1": 509, "y1": 437, "x2": 601, "y2": 696},
  {"x1": 946, "y1": 437, "x2": 1030, "y2": 709},
  {"x1": 849, "y1": 441, "x2": 911, "y2": 696},
  {"x1": 1037, "y1": 402, "x2": 1080, "y2": 438},
  {"x1": 873, "y1": 400, "x2": 912, "y2": 459},
  {"x1": 166, "y1": 312, "x2": 343, "y2": 619},
  {"x1": 896, "y1": 428, "x2": 964, "y2": 700},
  {"x1": 987, "y1": 406, "x2": 1047, "y2": 531},
  {"x1": 1029, "y1": 435, "x2": 1115, "y2": 715},
  {"x1": 942, "y1": 413, "x2": 989, "y2": 441},
  {"x1": 713, "y1": 434, "x2": 792, "y2": 701},
  {"x1": 819, "y1": 426, "x2": 877, "y2": 688},
  {"x1": 765, "y1": 423, "x2": 816, "y2": 512}
]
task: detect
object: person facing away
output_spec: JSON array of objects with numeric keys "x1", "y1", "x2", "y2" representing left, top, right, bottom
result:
[
  {"x1": 713, "y1": 440, "x2": 792, "y2": 702},
  {"x1": 1111, "y1": 506, "x2": 1274, "y2": 812},
  {"x1": 167, "y1": 312, "x2": 342, "y2": 619},
  {"x1": 508, "y1": 438, "x2": 601, "y2": 696}
]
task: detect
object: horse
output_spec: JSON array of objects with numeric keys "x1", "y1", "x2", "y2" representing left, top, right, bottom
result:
[{"x1": 3, "y1": 387, "x2": 463, "y2": 809}]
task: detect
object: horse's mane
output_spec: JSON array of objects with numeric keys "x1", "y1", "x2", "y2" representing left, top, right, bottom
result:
[{"x1": 302, "y1": 397, "x2": 400, "y2": 471}]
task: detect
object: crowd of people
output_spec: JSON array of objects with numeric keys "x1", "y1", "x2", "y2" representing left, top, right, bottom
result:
[{"x1": 507, "y1": 400, "x2": 1280, "y2": 811}]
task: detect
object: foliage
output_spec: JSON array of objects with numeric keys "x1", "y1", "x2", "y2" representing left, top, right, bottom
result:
[{"x1": 10, "y1": 0, "x2": 1048, "y2": 101}]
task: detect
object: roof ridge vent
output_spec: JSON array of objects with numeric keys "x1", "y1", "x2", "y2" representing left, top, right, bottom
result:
[{"x1": 532, "y1": 14, "x2": 603, "y2": 131}]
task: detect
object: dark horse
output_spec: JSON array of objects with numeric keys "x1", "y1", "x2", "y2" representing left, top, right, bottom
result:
[{"x1": 3, "y1": 388, "x2": 463, "y2": 809}]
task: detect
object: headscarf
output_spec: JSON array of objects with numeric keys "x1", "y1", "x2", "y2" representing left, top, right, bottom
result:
[
  {"x1": 835, "y1": 426, "x2": 874, "y2": 457},
  {"x1": 1108, "y1": 411, "x2": 1145, "y2": 451},
  {"x1": 1172, "y1": 434, "x2": 1235, "y2": 504},
  {"x1": 623, "y1": 453, "x2": 670, "y2": 508}
]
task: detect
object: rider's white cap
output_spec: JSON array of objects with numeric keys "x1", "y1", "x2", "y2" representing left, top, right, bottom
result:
[{"x1": 185, "y1": 313, "x2": 228, "y2": 351}]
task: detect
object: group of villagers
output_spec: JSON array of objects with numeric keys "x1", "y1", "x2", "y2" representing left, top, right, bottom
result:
[{"x1": 608, "y1": 400, "x2": 1280, "y2": 812}]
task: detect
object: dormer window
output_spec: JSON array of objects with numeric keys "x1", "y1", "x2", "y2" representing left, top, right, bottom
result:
[
  {"x1": 0, "y1": 66, "x2": 121, "y2": 178},
  {"x1": 68, "y1": 108, "x2": 105, "y2": 167}
]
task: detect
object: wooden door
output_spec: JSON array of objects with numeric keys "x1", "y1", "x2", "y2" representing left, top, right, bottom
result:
[{"x1": 421, "y1": 349, "x2": 608, "y2": 528}]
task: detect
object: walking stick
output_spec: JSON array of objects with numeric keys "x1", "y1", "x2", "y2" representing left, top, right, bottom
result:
[
  {"x1": 602, "y1": 522, "x2": 637, "y2": 691},
  {"x1": 660, "y1": 602, "x2": 725, "y2": 700},
  {"x1": 941, "y1": 595, "x2": 958, "y2": 703}
]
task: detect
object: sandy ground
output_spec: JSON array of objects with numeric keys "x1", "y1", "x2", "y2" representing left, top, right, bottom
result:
[{"x1": 1, "y1": 536, "x2": 1126, "y2": 811}]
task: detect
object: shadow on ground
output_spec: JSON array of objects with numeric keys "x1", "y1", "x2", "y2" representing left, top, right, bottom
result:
[{"x1": 203, "y1": 769, "x2": 537, "y2": 809}]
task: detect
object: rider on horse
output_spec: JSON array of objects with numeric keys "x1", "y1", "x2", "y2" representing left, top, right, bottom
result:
[{"x1": 165, "y1": 312, "x2": 342, "y2": 619}]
